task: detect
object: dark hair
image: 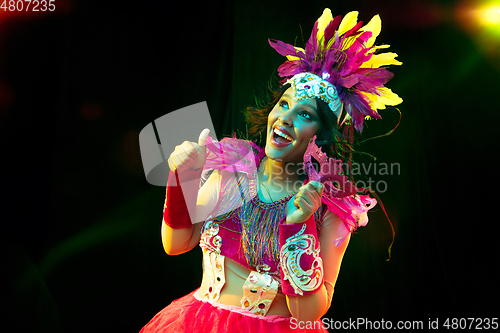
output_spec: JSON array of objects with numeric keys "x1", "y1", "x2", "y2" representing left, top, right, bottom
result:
[{"x1": 243, "y1": 83, "x2": 354, "y2": 164}]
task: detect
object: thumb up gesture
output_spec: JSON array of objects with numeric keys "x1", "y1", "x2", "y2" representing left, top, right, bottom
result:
[{"x1": 167, "y1": 129, "x2": 210, "y2": 172}]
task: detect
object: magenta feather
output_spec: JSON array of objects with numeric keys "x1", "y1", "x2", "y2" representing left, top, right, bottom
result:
[
  {"x1": 344, "y1": 21, "x2": 364, "y2": 38},
  {"x1": 268, "y1": 39, "x2": 301, "y2": 57},
  {"x1": 277, "y1": 60, "x2": 309, "y2": 78},
  {"x1": 305, "y1": 21, "x2": 319, "y2": 58},
  {"x1": 322, "y1": 15, "x2": 342, "y2": 45}
]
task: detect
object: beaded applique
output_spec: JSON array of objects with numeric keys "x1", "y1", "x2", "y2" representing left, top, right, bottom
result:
[
  {"x1": 240, "y1": 265, "x2": 279, "y2": 316},
  {"x1": 200, "y1": 218, "x2": 226, "y2": 301},
  {"x1": 200, "y1": 218, "x2": 280, "y2": 316},
  {"x1": 280, "y1": 223, "x2": 324, "y2": 296}
]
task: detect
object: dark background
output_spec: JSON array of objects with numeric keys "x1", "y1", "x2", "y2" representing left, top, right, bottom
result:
[{"x1": 2, "y1": 0, "x2": 498, "y2": 332}]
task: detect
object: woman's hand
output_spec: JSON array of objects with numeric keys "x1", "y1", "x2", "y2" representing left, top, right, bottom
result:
[
  {"x1": 167, "y1": 129, "x2": 210, "y2": 172},
  {"x1": 285, "y1": 181, "x2": 324, "y2": 224}
]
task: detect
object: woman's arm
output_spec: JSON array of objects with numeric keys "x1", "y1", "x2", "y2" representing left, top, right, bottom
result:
[
  {"x1": 285, "y1": 210, "x2": 350, "y2": 321},
  {"x1": 161, "y1": 129, "x2": 223, "y2": 255},
  {"x1": 161, "y1": 169, "x2": 221, "y2": 255},
  {"x1": 161, "y1": 220, "x2": 203, "y2": 255},
  {"x1": 281, "y1": 181, "x2": 351, "y2": 321}
]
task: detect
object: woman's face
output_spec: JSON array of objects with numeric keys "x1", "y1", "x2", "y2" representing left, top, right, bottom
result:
[{"x1": 265, "y1": 87, "x2": 322, "y2": 163}]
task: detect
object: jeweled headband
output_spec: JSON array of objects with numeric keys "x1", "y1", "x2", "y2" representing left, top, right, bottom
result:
[{"x1": 269, "y1": 9, "x2": 403, "y2": 133}]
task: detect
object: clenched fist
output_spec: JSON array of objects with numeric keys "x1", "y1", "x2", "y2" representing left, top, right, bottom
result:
[
  {"x1": 285, "y1": 181, "x2": 324, "y2": 224},
  {"x1": 167, "y1": 129, "x2": 210, "y2": 172}
]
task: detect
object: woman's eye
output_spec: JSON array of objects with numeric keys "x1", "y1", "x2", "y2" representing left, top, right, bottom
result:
[
  {"x1": 299, "y1": 111, "x2": 312, "y2": 120},
  {"x1": 279, "y1": 101, "x2": 289, "y2": 109}
]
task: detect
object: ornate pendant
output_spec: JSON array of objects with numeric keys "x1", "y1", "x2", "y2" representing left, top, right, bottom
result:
[
  {"x1": 200, "y1": 218, "x2": 226, "y2": 301},
  {"x1": 240, "y1": 270, "x2": 279, "y2": 316}
]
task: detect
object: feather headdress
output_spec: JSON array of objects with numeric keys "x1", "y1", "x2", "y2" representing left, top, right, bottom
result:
[{"x1": 269, "y1": 9, "x2": 403, "y2": 132}]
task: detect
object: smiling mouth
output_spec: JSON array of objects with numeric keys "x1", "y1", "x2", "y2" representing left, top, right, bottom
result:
[{"x1": 271, "y1": 126, "x2": 293, "y2": 146}]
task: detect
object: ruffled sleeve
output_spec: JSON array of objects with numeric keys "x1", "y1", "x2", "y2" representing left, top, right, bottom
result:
[
  {"x1": 199, "y1": 136, "x2": 265, "y2": 218},
  {"x1": 203, "y1": 136, "x2": 265, "y2": 177}
]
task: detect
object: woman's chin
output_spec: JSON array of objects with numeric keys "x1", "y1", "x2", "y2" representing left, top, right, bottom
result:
[
  {"x1": 264, "y1": 145, "x2": 280, "y2": 160},
  {"x1": 265, "y1": 144, "x2": 302, "y2": 164}
]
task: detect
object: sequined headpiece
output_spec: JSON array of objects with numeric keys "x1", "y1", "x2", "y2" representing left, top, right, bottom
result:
[
  {"x1": 269, "y1": 9, "x2": 403, "y2": 132},
  {"x1": 286, "y1": 72, "x2": 342, "y2": 117}
]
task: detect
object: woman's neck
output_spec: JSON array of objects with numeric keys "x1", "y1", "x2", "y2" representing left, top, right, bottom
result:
[{"x1": 256, "y1": 156, "x2": 305, "y2": 202}]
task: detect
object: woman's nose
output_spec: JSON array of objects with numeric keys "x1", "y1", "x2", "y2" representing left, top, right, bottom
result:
[{"x1": 279, "y1": 109, "x2": 294, "y2": 127}]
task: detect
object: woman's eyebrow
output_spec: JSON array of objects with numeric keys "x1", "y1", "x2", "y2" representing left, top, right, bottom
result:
[
  {"x1": 307, "y1": 103, "x2": 318, "y2": 112},
  {"x1": 301, "y1": 100, "x2": 318, "y2": 113},
  {"x1": 282, "y1": 93, "x2": 318, "y2": 113}
]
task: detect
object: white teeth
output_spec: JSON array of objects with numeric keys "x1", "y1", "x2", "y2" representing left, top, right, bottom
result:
[{"x1": 273, "y1": 128, "x2": 292, "y2": 141}]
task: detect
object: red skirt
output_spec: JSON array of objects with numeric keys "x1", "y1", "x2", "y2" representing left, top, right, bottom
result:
[{"x1": 140, "y1": 289, "x2": 328, "y2": 333}]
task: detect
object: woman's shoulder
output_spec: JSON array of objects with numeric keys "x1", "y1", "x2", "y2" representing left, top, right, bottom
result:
[
  {"x1": 319, "y1": 208, "x2": 353, "y2": 247},
  {"x1": 318, "y1": 191, "x2": 375, "y2": 247}
]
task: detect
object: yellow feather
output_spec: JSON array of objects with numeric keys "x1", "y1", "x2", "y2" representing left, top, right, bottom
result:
[
  {"x1": 360, "y1": 92, "x2": 379, "y2": 109},
  {"x1": 362, "y1": 88, "x2": 403, "y2": 110},
  {"x1": 295, "y1": 46, "x2": 305, "y2": 54},
  {"x1": 361, "y1": 15, "x2": 382, "y2": 48},
  {"x1": 338, "y1": 11, "x2": 359, "y2": 36},
  {"x1": 360, "y1": 52, "x2": 403, "y2": 68},
  {"x1": 316, "y1": 8, "x2": 333, "y2": 41},
  {"x1": 367, "y1": 44, "x2": 390, "y2": 54},
  {"x1": 380, "y1": 88, "x2": 403, "y2": 106},
  {"x1": 285, "y1": 46, "x2": 305, "y2": 61}
]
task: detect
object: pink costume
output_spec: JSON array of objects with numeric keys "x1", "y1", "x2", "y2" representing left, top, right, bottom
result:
[{"x1": 140, "y1": 137, "x2": 376, "y2": 333}]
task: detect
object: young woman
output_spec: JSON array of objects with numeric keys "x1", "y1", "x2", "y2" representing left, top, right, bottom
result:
[{"x1": 141, "y1": 8, "x2": 402, "y2": 333}]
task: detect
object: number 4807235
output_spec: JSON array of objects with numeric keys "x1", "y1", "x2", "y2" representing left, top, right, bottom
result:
[{"x1": 1, "y1": 0, "x2": 56, "y2": 11}]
